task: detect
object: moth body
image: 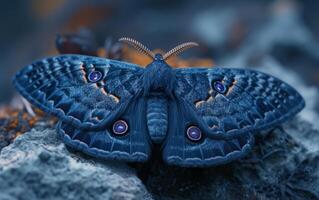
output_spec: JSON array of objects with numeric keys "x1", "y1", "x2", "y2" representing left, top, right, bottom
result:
[{"x1": 146, "y1": 93, "x2": 168, "y2": 143}]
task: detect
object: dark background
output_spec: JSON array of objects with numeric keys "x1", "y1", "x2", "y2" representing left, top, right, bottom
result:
[{"x1": 1, "y1": 0, "x2": 319, "y2": 103}]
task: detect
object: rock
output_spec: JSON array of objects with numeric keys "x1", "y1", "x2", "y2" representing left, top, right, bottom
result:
[
  {"x1": 2, "y1": 118, "x2": 317, "y2": 200},
  {"x1": 0, "y1": 123, "x2": 151, "y2": 200},
  {"x1": 141, "y1": 118, "x2": 319, "y2": 200}
]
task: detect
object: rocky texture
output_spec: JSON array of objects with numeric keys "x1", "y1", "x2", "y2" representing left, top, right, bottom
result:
[
  {"x1": 0, "y1": 118, "x2": 318, "y2": 200},
  {"x1": 0, "y1": 123, "x2": 151, "y2": 200},
  {"x1": 0, "y1": 110, "x2": 47, "y2": 152},
  {"x1": 141, "y1": 118, "x2": 319, "y2": 200}
]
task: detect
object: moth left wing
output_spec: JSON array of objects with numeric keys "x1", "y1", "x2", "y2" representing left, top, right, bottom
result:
[
  {"x1": 162, "y1": 67, "x2": 304, "y2": 167},
  {"x1": 14, "y1": 55, "x2": 153, "y2": 162},
  {"x1": 13, "y1": 55, "x2": 144, "y2": 129},
  {"x1": 172, "y1": 67, "x2": 305, "y2": 139}
]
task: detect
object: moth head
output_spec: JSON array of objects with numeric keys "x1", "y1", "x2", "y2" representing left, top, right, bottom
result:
[
  {"x1": 119, "y1": 37, "x2": 199, "y2": 62},
  {"x1": 154, "y1": 53, "x2": 164, "y2": 61}
]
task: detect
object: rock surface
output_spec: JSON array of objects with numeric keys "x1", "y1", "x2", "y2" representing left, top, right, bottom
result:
[
  {"x1": 141, "y1": 118, "x2": 319, "y2": 200},
  {"x1": 0, "y1": 118, "x2": 318, "y2": 200},
  {"x1": 0, "y1": 123, "x2": 151, "y2": 200}
]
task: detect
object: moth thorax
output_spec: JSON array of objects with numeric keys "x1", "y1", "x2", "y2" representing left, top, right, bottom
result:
[{"x1": 145, "y1": 60, "x2": 173, "y2": 93}]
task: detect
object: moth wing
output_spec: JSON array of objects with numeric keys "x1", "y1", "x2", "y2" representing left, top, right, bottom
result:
[
  {"x1": 14, "y1": 55, "x2": 152, "y2": 161},
  {"x1": 13, "y1": 55, "x2": 144, "y2": 129},
  {"x1": 163, "y1": 100, "x2": 254, "y2": 167},
  {"x1": 162, "y1": 67, "x2": 304, "y2": 167},
  {"x1": 172, "y1": 67, "x2": 304, "y2": 139},
  {"x1": 57, "y1": 96, "x2": 151, "y2": 162}
]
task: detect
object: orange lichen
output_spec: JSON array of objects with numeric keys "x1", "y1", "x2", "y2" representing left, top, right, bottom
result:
[
  {"x1": 0, "y1": 106, "x2": 56, "y2": 149},
  {"x1": 97, "y1": 48, "x2": 107, "y2": 58}
]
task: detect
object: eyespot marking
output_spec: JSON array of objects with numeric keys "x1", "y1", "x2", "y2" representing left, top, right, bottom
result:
[
  {"x1": 88, "y1": 71, "x2": 102, "y2": 82},
  {"x1": 186, "y1": 126, "x2": 202, "y2": 141},
  {"x1": 213, "y1": 81, "x2": 227, "y2": 94},
  {"x1": 112, "y1": 120, "x2": 128, "y2": 135}
]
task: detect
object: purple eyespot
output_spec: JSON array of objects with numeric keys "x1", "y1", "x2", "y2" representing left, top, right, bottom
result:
[
  {"x1": 186, "y1": 126, "x2": 202, "y2": 141},
  {"x1": 112, "y1": 120, "x2": 128, "y2": 135},
  {"x1": 213, "y1": 81, "x2": 227, "y2": 94},
  {"x1": 88, "y1": 71, "x2": 102, "y2": 82}
]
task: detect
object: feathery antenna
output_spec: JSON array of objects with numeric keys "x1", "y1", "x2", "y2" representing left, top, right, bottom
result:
[
  {"x1": 119, "y1": 37, "x2": 199, "y2": 61},
  {"x1": 119, "y1": 37, "x2": 155, "y2": 59},
  {"x1": 162, "y1": 42, "x2": 199, "y2": 61}
]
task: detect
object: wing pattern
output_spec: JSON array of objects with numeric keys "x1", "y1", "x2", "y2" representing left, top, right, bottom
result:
[
  {"x1": 163, "y1": 100, "x2": 255, "y2": 167},
  {"x1": 13, "y1": 55, "x2": 153, "y2": 162},
  {"x1": 57, "y1": 96, "x2": 151, "y2": 161},
  {"x1": 13, "y1": 55, "x2": 144, "y2": 129},
  {"x1": 174, "y1": 68, "x2": 305, "y2": 139}
]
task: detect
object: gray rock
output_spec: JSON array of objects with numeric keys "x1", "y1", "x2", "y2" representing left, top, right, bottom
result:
[
  {"x1": 143, "y1": 118, "x2": 319, "y2": 200},
  {"x1": 0, "y1": 123, "x2": 152, "y2": 200},
  {"x1": 3, "y1": 119, "x2": 317, "y2": 200},
  {"x1": 0, "y1": 94, "x2": 318, "y2": 200}
]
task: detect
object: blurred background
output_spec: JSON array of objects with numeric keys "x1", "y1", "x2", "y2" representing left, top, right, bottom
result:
[{"x1": 0, "y1": 0, "x2": 319, "y2": 108}]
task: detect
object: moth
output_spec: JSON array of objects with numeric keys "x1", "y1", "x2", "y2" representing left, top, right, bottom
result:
[{"x1": 13, "y1": 37, "x2": 305, "y2": 167}]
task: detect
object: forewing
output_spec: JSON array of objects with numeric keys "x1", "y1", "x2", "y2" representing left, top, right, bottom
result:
[
  {"x1": 13, "y1": 55, "x2": 144, "y2": 129},
  {"x1": 173, "y1": 67, "x2": 305, "y2": 139}
]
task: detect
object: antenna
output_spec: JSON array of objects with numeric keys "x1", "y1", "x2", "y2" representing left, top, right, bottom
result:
[
  {"x1": 119, "y1": 37, "x2": 155, "y2": 60},
  {"x1": 162, "y1": 42, "x2": 199, "y2": 61},
  {"x1": 119, "y1": 37, "x2": 199, "y2": 61}
]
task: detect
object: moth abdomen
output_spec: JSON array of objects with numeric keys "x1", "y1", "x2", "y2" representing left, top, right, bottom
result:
[{"x1": 146, "y1": 93, "x2": 168, "y2": 143}]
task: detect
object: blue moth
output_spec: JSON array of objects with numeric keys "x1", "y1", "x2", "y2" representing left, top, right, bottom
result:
[{"x1": 13, "y1": 37, "x2": 305, "y2": 167}]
